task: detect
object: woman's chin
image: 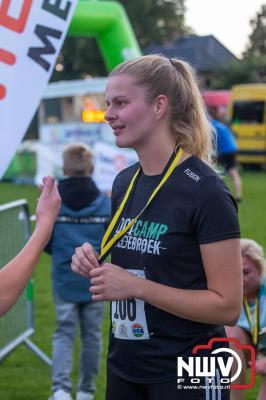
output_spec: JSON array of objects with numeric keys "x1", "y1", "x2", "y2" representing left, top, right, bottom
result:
[{"x1": 115, "y1": 137, "x2": 134, "y2": 149}]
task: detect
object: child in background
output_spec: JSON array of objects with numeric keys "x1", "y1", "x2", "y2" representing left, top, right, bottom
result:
[{"x1": 47, "y1": 144, "x2": 110, "y2": 400}]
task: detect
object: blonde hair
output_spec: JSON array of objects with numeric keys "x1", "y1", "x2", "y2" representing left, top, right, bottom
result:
[
  {"x1": 63, "y1": 143, "x2": 94, "y2": 177},
  {"x1": 241, "y1": 238, "x2": 266, "y2": 276},
  {"x1": 110, "y1": 54, "x2": 214, "y2": 167}
]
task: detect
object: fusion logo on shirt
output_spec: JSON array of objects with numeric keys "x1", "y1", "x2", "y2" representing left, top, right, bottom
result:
[{"x1": 184, "y1": 168, "x2": 201, "y2": 182}]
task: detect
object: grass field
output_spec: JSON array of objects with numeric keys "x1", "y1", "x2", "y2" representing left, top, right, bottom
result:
[{"x1": 0, "y1": 170, "x2": 265, "y2": 400}]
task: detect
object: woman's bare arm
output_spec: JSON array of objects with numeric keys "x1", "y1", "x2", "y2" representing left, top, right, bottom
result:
[{"x1": 0, "y1": 177, "x2": 61, "y2": 316}]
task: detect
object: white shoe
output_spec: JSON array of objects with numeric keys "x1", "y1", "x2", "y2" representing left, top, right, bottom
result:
[
  {"x1": 49, "y1": 389, "x2": 73, "y2": 400},
  {"x1": 76, "y1": 391, "x2": 93, "y2": 400}
]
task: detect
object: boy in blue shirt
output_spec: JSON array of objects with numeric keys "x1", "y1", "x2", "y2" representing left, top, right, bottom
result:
[{"x1": 47, "y1": 144, "x2": 110, "y2": 400}]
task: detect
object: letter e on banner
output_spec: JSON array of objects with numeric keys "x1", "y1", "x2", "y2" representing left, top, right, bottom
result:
[
  {"x1": 0, "y1": 0, "x2": 32, "y2": 33},
  {"x1": 0, "y1": 0, "x2": 32, "y2": 99}
]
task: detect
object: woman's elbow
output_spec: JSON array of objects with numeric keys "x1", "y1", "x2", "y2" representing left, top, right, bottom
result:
[
  {"x1": 223, "y1": 303, "x2": 242, "y2": 326},
  {"x1": 225, "y1": 314, "x2": 240, "y2": 327}
]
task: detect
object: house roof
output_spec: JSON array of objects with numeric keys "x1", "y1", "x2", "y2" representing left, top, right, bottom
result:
[{"x1": 144, "y1": 35, "x2": 237, "y2": 72}]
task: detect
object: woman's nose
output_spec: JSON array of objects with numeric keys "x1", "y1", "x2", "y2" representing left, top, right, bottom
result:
[{"x1": 105, "y1": 107, "x2": 115, "y2": 122}]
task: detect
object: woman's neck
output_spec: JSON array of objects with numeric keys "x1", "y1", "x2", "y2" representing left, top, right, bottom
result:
[
  {"x1": 246, "y1": 289, "x2": 259, "y2": 302},
  {"x1": 136, "y1": 141, "x2": 191, "y2": 175},
  {"x1": 137, "y1": 142, "x2": 175, "y2": 175}
]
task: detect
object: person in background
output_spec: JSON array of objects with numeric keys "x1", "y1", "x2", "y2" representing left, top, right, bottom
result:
[
  {"x1": 208, "y1": 105, "x2": 242, "y2": 203},
  {"x1": 226, "y1": 239, "x2": 266, "y2": 400},
  {"x1": 46, "y1": 144, "x2": 110, "y2": 400},
  {"x1": 0, "y1": 176, "x2": 61, "y2": 316},
  {"x1": 72, "y1": 55, "x2": 242, "y2": 400}
]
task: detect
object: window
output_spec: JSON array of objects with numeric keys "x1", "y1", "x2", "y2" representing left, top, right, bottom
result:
[
  {"x1": 44, "y1": 98, "x2": 62, "y2": 123},
  {"x1": 232, "y1": 101, "x2": 265, "y2": 124}
]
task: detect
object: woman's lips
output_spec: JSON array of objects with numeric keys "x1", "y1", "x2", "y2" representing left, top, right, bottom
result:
[{"x1": 112, "y1": 126, "x2": 125, "y2": 135}]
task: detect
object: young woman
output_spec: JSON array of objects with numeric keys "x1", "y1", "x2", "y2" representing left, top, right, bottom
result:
[
  {"x1": 226, "y1": 239, "x2": 266, "y2": 400},
  {"x1": 0, "y1": 176, "x2": 61, "y2": 316},
  {"x1": 71, "y1": 55, "x2": 242, "y2": 400}
]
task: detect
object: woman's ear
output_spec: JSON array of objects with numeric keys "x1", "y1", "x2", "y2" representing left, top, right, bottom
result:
[
  {"x1": 154, "y1": 95, "x2": 168, "y2": 120},
  {"x1": 63, "y1": 167, "x2": 68, "y2": 176},
  {"x1": 87, "y1": 165, "x2": 94, "y2": 175}
]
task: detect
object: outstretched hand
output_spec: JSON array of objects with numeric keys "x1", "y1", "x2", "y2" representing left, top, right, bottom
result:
[
  {"x1": 253, "y1": 357, "x2": 266, "y2": 375},
  {"x1": 36, "y1": 176, "x2": 61, "y2": 231}
]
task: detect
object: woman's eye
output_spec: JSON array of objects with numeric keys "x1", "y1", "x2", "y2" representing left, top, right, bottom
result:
[{"x1": 117, "y1": 100, "x2": 126, "y2": 106}]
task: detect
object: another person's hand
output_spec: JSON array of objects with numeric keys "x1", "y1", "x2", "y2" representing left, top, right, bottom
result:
[
  {"x1": 255, "y1": 357, "x2": 266, "y2": 375},
  {"x1": 89, "y1": 262, "x2": 138, "y2": 301},
  {"x1": 72, "y1": 243, "x2": 100, "y2": 277},
  {"x1": 36, "y1": 176, "x2": 61, "y2": 240}
]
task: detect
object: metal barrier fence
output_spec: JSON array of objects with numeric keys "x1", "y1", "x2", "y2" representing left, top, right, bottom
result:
[{"x1": 0, "y1": 200, "x2": 51, "y2": 365}]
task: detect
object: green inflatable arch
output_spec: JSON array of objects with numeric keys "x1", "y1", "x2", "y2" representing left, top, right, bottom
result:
[{"x1": 68, "y1": 0, "x2": 142, "y2": 71}]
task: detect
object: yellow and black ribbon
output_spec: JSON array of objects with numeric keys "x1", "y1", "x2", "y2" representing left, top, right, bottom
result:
[
  {"x1": 98, "y1": 147, "x2": 183, "y2": 263},
  {"x1": 243, "y1": 296, "x2": 259, "y2": 348}
]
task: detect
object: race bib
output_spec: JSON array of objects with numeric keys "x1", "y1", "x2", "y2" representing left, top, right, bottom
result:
[{"x1": 111, "y1": 269, "x2": 150, "y2": 340}]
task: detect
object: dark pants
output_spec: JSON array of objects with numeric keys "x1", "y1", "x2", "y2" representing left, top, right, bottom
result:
[{"x1": 106, "y1": 367, "x2": 230, "y2": 400}]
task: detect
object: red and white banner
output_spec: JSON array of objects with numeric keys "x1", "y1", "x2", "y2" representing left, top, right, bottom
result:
[{"x1": 0, "y1": 0, "x2": 77, "y2": 178}]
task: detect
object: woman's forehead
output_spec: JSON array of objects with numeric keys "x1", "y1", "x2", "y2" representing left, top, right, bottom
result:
[
  {"x1": 242, "y1": 254, "x2": 253, "y2": 263},
  {"x1": 105, "y1": 74, "x2": 141, "y2": 97},
  {"x1": 243, "y1": 255, "x2": 260, "y2": 272}
]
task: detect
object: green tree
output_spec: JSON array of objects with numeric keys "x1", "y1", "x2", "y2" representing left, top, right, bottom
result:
[
  {"x1": 213, "y1": 55, "x2": 266, "y2": 89},
  {"x1": 51, "y1": 37, "x2": 106, "y2": 81},
  {"x1": 212, "y1": 5, "x2": 266, "y2": 88},
  {"x1": 244, "y1": 4, "x2": 266, "y2": 57},
  {"x1": 119, "y1": 0, "x2": 187, "y2": 48},
  {"x1": 51, "y1": 0, "x2": 188, "y2": 81}
]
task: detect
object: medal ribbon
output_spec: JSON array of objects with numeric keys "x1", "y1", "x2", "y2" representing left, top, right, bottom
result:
[
  {"x1": 243, "y1": 296, "x2": 259, "y2": 347},
  {"x1": 99, "y1": 147, "x2": 183, "y2": 263}
]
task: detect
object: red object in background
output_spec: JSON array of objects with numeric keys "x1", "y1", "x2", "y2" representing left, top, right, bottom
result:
[{"x1": 201, "y1": 90, "x2": 231, "y2": 107}]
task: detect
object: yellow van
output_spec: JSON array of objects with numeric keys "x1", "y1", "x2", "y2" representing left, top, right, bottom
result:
[{"x1": 228, "y1": 84, "x2": 266, "y2": 167}]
